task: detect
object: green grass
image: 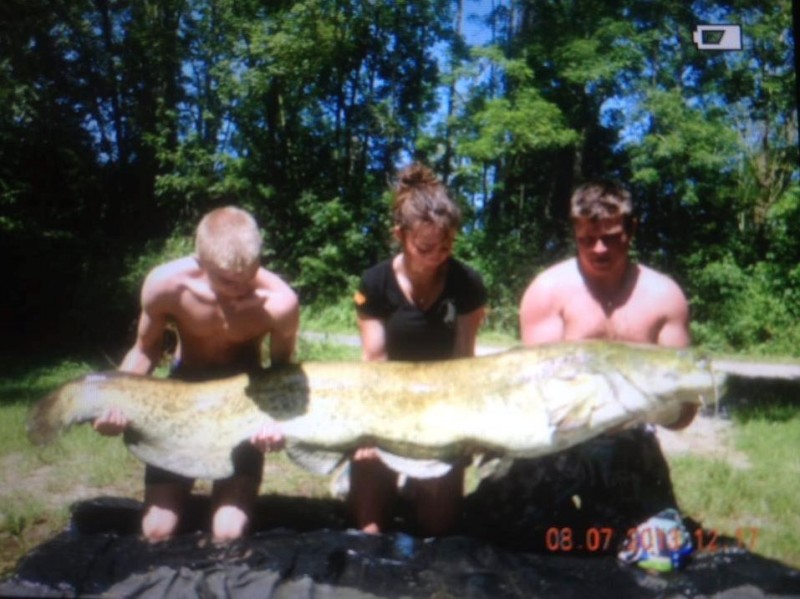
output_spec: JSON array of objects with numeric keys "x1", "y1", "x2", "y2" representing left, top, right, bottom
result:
[
  {"x1": 0, "y1": 403, "x2": 31, "y2": 457},
  {"x1": 477, "y1": 329, "x2": 518, "y2": 347},
  {"x1": 0, "y1": 494, "x2": 50, "y2": 536},
  {"x1": 300, "y1": 299, "x2": 360, "y2": 334},
  {"x1": 0, "y1": 392, "x2": 144, "y2": 575},
  {"x1": 296, "y1": 336, "x2": 360, "y2": 361},
  {"x1": 667, "y1": 403, "x2": 800, "y2": 568}
]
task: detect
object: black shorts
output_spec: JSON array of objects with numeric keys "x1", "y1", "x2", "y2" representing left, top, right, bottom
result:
[{"x1": 464, "y1": 425, "x2": 678, "y2": 550}]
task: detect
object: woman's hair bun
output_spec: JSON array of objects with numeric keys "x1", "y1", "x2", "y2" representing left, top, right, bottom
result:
[{"x1": 397, "y1": 163, "x2": 438, "y2": 190}]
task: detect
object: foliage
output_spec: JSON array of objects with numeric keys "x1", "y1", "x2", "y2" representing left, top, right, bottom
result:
[
  {"x1": 0, "y1": 0, "x2": 797, "y2": 356},
  {"x1": 121, "y1": 233, "x2": 195, "y2": 300},
  {"x1": 689, "y1": 257, "x2": 800, "y2": 354},
  {"x1": 457, "y1": 47, "x2": 579, "y2": 163},
  {"x1": 293, "y1": 193, "x2": 381, "y2": 304},
  {"x1": 300, "y1": 298, "x2": 360, "y2": 335}
]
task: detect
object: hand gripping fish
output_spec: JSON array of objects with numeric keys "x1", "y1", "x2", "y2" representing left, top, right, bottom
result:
[{"x1": 26, "y1": 341, "x2": 800, "y2": 481}]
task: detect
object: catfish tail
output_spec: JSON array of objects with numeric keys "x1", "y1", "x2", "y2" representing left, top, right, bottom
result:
[{"x1": 26, "y1": 387, "x2": 71, "y2": 446}]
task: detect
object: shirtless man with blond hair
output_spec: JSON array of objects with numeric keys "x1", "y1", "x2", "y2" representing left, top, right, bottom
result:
[
  {"x1": 94, "y1": 206, "x2": 298, "y2": 542},
  {"x1": 468, "y1": 181, "x2": 695, "y2": 547}
]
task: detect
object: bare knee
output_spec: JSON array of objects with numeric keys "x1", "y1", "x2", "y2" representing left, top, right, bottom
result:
[
  {"x1": 212, "y1": 505, "x2": 248, "y2": 542},
  {"x1": 142, "y1": 505, "x2": 180, "y2": 542},
  {"x1": 211, "y1": 474, "x2": 258, "y2": 542}
]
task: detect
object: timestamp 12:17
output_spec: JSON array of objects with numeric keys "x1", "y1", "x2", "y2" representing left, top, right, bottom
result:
[{"x1": 694, "y1": 527, "x2": 760, "y2": 552}]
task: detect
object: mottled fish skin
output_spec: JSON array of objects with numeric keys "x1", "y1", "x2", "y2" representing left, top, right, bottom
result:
[
  {"x1": 27, "y1": 371, "x2": 266, "y2": 479},
  {"x1": 25, "y1": 341, "x2": 799, "y2": 480}
]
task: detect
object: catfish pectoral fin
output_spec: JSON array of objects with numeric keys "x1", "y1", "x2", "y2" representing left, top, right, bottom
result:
[
  {"x1": 475, "y1": 454, "x2": 515, "y2": 481},
  {"x1": 374, "y1": 449, "x2": 454, "y2": 479},
  {"x1": 285, "y1": 441, "x2": 347, "y2": 475}
]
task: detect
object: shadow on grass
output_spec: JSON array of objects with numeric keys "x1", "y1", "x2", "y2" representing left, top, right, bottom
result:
[{"x1": 722, "y1": 378, "x2": 800, "y2": 424}]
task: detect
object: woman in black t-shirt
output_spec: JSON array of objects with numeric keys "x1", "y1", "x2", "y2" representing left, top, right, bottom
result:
[{"x1": 352, "y1": 163, "x2": 487, "y2": 536}]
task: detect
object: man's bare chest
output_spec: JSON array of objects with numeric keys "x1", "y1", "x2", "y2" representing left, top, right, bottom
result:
[
  {"x1": 562, "y1": 298, "x2": 662, "y2": 343},
  {"x1": 176, "y1": 299, "x2": 271, "y2": 343}
]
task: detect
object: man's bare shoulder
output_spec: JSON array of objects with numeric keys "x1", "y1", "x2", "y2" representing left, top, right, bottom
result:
[
  {"x1": 140, "y1": 256, "x2": 200, "y2": 302},
  {"x1": 521, "y1": 258, "x2": 580, "y2": 312},
  {"x1": 529, "y1": 258, "x2": 582, "y2": 292},
  {"x1": 636, "y1": 263, "x2": 687, "y2": 301},
  {"x1": 145, "y1": 256, "x2": 198, "y2": 284},
  {"x1": 254, "y1": 268, "x2": 299, "y2": 319}
]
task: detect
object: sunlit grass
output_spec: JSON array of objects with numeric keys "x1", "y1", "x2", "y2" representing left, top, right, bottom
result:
[
  {"x1": 296, "y1": 337, "x2": 360, "y2": 362},
  {"x1": 0, "y1": 356, "x2": 142, "y2": 576},
  {"x1": 0, "y1": 361, "x2": 97, "y2": 452},
  {"x1": 261, "y1": 451, "x2": 332, "y2": 498},
  {"x1": 667, "y1": 407, "x2": 800, "y2": 569},
  {"x1": 300, "y1": 298, "x2": 359, "y2": 334},
  {"x1": 0, "y1": 403, "x2": 30, "y2": 458},
  {"x1": 0, "y1": 494, "x2": 50, "y2": 537}
]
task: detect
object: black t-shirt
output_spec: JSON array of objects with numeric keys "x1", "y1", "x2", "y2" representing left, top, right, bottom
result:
[{"x1": 354, "y1": 257, "x2": 487, "y2": 361}]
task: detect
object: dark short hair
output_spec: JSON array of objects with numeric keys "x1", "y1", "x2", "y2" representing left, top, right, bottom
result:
[{"x1": 570, "y1": 181, "x2": 635, "y2": 231}]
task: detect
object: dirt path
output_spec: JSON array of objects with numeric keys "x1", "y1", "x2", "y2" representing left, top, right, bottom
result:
[{"x1": 657, "y1": 412, "x2": 749, "y2": 467}]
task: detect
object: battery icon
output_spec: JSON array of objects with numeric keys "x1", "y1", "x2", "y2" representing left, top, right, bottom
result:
[{"x1": 692, "y1": 24, "x2": 742, "y2": 51}]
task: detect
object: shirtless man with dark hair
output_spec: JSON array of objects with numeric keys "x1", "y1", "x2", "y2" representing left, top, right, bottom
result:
[
  {"x1": 469, "y1": 181, "x2": 695, "y2": 547},
  {"x1": 521, "y1": 180, "x2": 691, "y2": 359}
]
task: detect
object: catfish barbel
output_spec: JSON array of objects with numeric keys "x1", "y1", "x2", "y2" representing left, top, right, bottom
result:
[{"x1": 25, "y1": 341, "x2": 800, "y2": 480}]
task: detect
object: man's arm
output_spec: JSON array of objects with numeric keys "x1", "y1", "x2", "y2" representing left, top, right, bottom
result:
[
  {"x1": 95, "y1": 270, "x2": 170, "y2": 435},
  {"x1": 252, "y1": 273, "x2": 299, "y2": 452},
  {"x1": 519, "y1": 273, "x2": 564, "y2": 345},
  {"x1": 119, "y1": 266, "x2": 174, "y2": 374},
  {"x1": 119, "y1": 309, "x2": 169, "y2": 375},
  {"x1": 655, "y1": 278, "x2": 696, "y2": 429},
  {"x1": 656, "y1": 281, "x2": 691, "y2": 349},
  {"x1": 265, "y1": 281, "x2": 300, "y2": 366}
]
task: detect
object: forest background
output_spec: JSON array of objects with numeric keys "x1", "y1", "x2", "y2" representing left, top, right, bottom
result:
[{"x1": 1, "y1": 0, "x2": 798, "y2": 361}]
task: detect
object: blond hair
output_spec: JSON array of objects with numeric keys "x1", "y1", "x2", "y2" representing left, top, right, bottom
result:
[
  {"x1": 570, "y1": 181, "x2": 634, "y2": 230},
  {"x1": 195, "y1": 206, "x2": 262, "y2": 273},
  {"x1": 392, "y1": 163, "x2": 461, "y2": 232}
]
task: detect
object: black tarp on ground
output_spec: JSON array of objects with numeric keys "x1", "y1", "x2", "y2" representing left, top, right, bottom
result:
[{"x1": 1, "y1": 495, "x2": 799, "y2": 599}]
